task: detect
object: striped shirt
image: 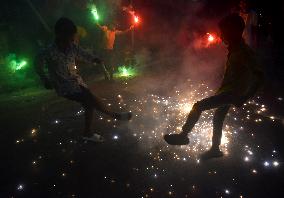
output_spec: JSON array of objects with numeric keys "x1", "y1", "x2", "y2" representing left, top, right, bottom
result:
[{"x1": 35, "y1": 43, "x2": 98, "y2": 96}]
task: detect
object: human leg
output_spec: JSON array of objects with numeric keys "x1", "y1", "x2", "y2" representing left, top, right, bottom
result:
[
  {"x1": 164, "y1": 92, "x2": 235, "y2": 145},
  {"x1": 199, "y1": 105, "x2": 230, "y2": 160},
  {"x1": 182, "y1": 92, "x2": 235, "y2": 135},
  {"x1": 212, "y1": 105, "x2": 230, "y2": 150}
]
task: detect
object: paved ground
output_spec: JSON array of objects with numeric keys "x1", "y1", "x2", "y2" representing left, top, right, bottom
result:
[{"x1": 1, "y1": 73, "x2": 284, "y2": 198}]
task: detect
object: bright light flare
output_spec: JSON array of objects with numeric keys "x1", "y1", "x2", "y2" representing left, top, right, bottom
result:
[
  {"x1": 208, "y1": 34, "x2": 214, "y2": 42},
  {"x1": 181, "y1": 103, "x2": 193, "y2": 114},
  {"x1": 90, "y1": 5, "x2": 99, "y2": 21},
  {"x1": 127, "y1": 82, "x2": 235, "y2": 159},
  {"x1": 16, "y1": 60, "x2": 27, "y2": 70},
  {"x1": 205, "y1": 32, "x2": 220, "y2": 46},
  {"x1": 6, "y1": 53, "x2": 28, "y2": 72},
  {"x1": 121, "y1": 67, "x2": 129, "y2": 76},
  {"x1": 207, "y1": 33, "x2": 216, "y2": 43},
  {"x1": 116, "y1": 65, "x2": 138, "y2": 78},
  {"x1": 134, "y1": 15, "x2": 139, "y2": 24}
]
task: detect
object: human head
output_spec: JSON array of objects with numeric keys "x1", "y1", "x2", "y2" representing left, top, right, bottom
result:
[
  {"x1": 55, "y1": 17, "x2": 77, "y2": 45},
  {"x1": 239, "y1": 0, "x2": 249, "y2": 13},
  {"x1": 218, "y1": 14, "x2": 245, "y2": 45}
]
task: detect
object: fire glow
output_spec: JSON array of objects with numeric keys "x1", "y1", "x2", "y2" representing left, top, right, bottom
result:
[
  {"x1": 206, "y1": 33, "x2": 220, "y2": 46},
  {"x1": 127, "y1": 82, "x2": 233, "y2": 159},
  {"x1": 134, "y1": 15, "x2": 139, "y2": 24}
]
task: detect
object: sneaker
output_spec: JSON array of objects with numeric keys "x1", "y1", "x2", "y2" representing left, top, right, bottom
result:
[
  {"x1": 200, "y1": 148, "x2": 224, "y2": 161},
  {"x1": 164, "y1": 133, "x2": 190, "y2": 145},
  {"x1": 82, "y1": 133, "x2": 104, "y2": 143},
  {"x1": 115, "y1": 112, "x2": 132, "y2": 121}
]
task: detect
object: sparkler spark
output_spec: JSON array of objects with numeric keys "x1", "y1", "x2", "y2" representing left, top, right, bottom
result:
[
  {"x1": 206, "y1": 33, "x2": 220, "y2": 46},
  {"x1": 16, "y1": 60, "x2": 27, "y2": 70},
  {"x1": 90, "y1": 5, "x2": 99, "y2": 21},
  {"x1": 122, "y1": 5, "x2": 140, "y2": 25},
  {"x1": 134, "y1": 15, "x2": 139, "y2": 24},
  {"x1": 127, "y1": 82, "x2": 234, "y2": 159},
  {"x1": 115, "y1": 65, "x2": 137, "y2": 78},
  {"x1": 6, "y1": 53, "x2": 28, "y2": 72},
  {"x1": 208, "y1": 34, "x2": 214, "y2": 42}
]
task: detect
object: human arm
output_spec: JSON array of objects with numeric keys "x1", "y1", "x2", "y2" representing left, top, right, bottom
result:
[
  {"x1": 96, "y1": 23, "x2": 108, "y2": 32},
  {"x1": 75, "y1": 45, "x2": 102, "y2": 64},
  {"x1": 116, "y1": 25, "x2": 134, "y2": 35},
  {"x1": 75, "y1": 45, "x2": 111, "y2": 80}
]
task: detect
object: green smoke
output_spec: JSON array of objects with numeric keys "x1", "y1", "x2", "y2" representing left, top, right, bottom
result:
[{"x1": 6, "y1": 53, "x2": 28, "y2": 72}]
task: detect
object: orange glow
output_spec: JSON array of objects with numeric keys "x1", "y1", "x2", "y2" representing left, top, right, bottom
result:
[
  {"x1": 207, "y1": 33, "x2": 215, "y2": 43},
  {"x1": 134, "y1": 16, "x2": 139, "y2": 23}
]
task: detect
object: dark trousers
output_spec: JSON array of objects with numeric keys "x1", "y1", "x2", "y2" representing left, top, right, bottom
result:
[
  {"x1": 183, "y1": 92, "x2": 238, "y2": 148},
  {"x1": 102, "y1": 49, "x2": 115, "y2": 79},
  {"x1": 64, "y1": 86, "x2": 115, "y2": 135}
]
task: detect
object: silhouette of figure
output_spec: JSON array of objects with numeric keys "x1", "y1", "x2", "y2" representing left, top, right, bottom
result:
[
  {"x1": 35, "y1": 17, "x2": 132, "y2": 142},
  {"x1": 96, "y1": 22, "x2": 134, "y2": 79},
  {"x1": 239, "y1": 0, "x2": 258, "y2": 48},
  {"x1": 164, "y1": 14, "x2": 264, "y2": 160}
]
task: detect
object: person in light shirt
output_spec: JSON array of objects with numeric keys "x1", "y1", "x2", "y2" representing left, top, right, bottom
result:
[
  {"x1": 96, "y1": 22, "x2": 134, "y2": 78},
  {"x1": 35, "y1": 17, "x2": 132, "y2": 142}
]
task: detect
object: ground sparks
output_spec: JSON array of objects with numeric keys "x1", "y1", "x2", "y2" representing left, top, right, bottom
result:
[{"x1": 127, "y1": 83, "x2": 234, "y2": 160}]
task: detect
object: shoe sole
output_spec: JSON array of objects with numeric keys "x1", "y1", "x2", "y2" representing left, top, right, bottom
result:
[
  {"x1": 164, "y1": 134, "x2": 190, "y2": 145},
  {"x1": 200, "y1": 152, "x2": 224, "y2": 161}
]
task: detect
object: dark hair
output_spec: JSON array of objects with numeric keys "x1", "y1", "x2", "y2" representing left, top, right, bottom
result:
[
  {"x1": 218, "y1": 14, "x2": 245, "y2": 37},
  {"x1": 54, "y1": 17, "x2": 77, "y2": 37}
]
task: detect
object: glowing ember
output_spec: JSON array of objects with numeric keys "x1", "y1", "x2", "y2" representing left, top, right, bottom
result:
[
  {"x1": 115, "y1": 66, "x2": 137, "y2": 78},
  {"x1": 123, "y1": 5, "x2": 140, "y2": 25},
  {"x1": 128, "y1": 82, "x2": 234, "y2": 159},
  {"x1": 206, "y1": 33, "x2": 220, "y2": 46},
  {"x1": 208, "y1": 34, "x2": 214, "y2": 42},
  {"x1": 6, "y1": 53, "x2": 28, "y2": 72},
  {"x1": 134, "y1": 15, "x2": 139, "y2": 24},
  {"x1": 90, "y1": 5, "x2": 99, "y2": 21},
  {"x1": 125, "y1": 81, "x2": 274, "y2": 162}
]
